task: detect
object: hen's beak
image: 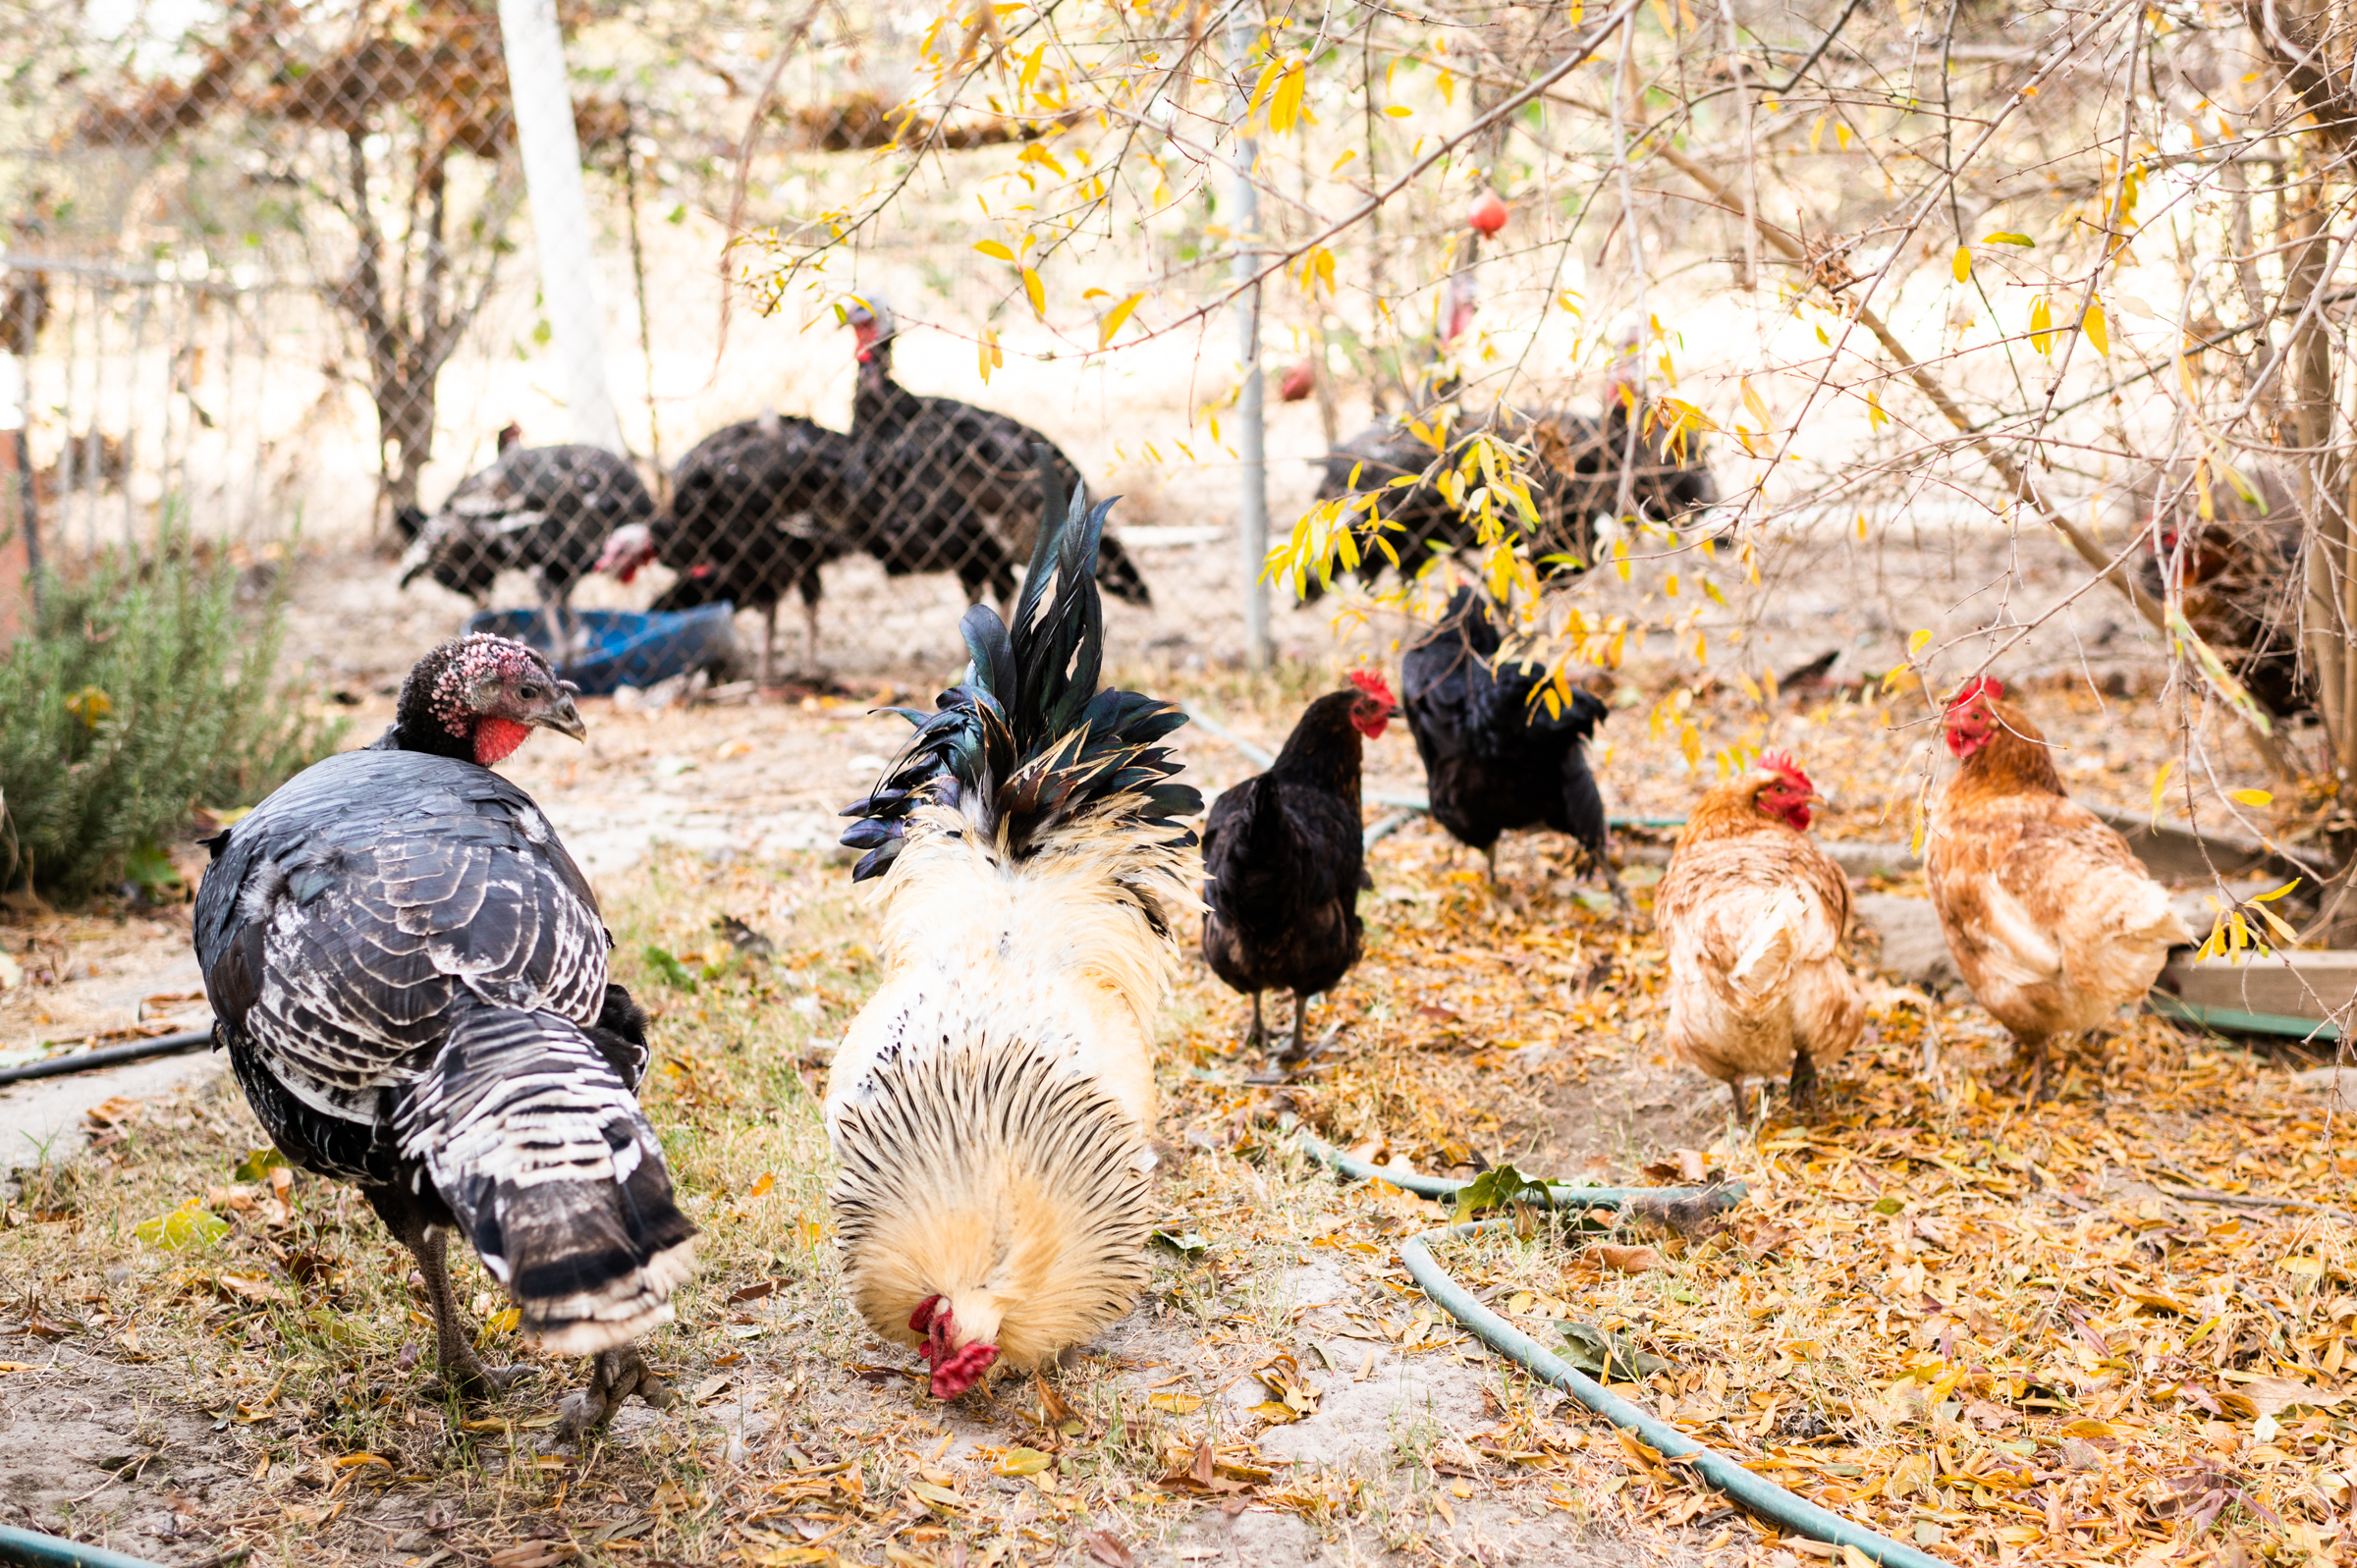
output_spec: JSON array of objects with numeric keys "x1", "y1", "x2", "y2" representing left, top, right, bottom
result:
[{"x1": 534, "y1": 681, "x2": 588, "y2": 743}]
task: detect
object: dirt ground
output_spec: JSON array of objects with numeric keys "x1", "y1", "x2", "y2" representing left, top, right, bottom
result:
[{"x1": 2, "y1": 544, "x2": 2349, "y2": 1568}]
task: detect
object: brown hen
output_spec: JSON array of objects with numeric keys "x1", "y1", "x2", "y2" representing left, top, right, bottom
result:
[
  {"x1": 1657, "y1": 752, "x2": 1864, "y2": 1117},
  {"x1": 1927, "y1": 678, "x2": 2191, "y2": 1096}
]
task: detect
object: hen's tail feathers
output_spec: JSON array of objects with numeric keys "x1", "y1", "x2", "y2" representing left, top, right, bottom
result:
[
  {"x1": 399, "y1": 1006, "x2": 697, "y2": 1358},
  {"x1": 831, "y1": 1033, "x2": 1154, "y2": 1367},
  {"x1": 841, "y1": 443, "x2": 1200, "y2": 877}
]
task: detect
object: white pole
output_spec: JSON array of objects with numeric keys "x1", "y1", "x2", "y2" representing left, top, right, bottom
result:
[
  {"x1": 497, "y1": 0, "x2": 626, "y2": 455},
  {"x1": 1228, "y1": 8, "x2": 1271, "y2": 671}
]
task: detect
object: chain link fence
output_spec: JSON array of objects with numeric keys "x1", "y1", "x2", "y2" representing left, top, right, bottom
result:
[{"x1": 0, "y1": 0, "x2": 1751, "y2": 685}]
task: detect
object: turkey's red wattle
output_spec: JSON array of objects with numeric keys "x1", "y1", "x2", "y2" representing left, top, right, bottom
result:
[{"x1": 473, "y1": 717, "x2": 532, "y2": 766}]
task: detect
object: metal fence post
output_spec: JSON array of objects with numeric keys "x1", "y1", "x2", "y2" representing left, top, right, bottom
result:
[
  {"x1": 1228, "y1": 6, "x2": 1272, "y2": 672},
  {"x1": 498, "y1": 0, "x2": 627, "y2": 457}
]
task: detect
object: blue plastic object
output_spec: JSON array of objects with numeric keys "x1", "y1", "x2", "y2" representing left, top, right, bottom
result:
[{"x1": 464, "y1": 606, "x2": 740, "y2": 696}]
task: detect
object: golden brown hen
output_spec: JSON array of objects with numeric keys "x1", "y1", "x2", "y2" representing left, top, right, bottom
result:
[
  {"x1": 1657, "y1": 752, "x2": 1865, "y2": 1117},
  {"x1": 1927, "y1": 678, "x2": 2192, "y2": 1096}
]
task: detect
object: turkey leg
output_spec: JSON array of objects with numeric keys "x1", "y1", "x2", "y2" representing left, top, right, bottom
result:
[
  {"x1": 557, "y1": 1345, "x2": 678, "y2": 1439},
  {"x1": 758, "y1": 602, "x2": 779, "y2": 689},
  {"x1": 802, "y1": 596, "x2": 822, "y2": 671},
  {"x1": 383, "y1": 1203, "x2": 521, "y2": 1398}
]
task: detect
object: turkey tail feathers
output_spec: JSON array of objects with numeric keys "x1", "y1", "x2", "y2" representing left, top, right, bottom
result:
[
  {"x1": 399, "y1": 1006, "x2": 697, "y2": 1357},
  {"x1": 831, "y1": 1033, "x2": 1154, "y2": 1369}
]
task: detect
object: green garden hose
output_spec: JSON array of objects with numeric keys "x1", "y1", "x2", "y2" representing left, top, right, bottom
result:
[
  {"x1": 1294, "y1": 1132, "x2": 1954, "y2": 1568},
  {"x1": 0, "y1": 1526, "x2": 180, "y2": 1568}
]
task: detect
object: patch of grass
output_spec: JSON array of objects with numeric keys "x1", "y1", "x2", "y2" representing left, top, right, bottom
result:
[{"x1": 0, "y1": 528, "x2": 339, "y2": 896}]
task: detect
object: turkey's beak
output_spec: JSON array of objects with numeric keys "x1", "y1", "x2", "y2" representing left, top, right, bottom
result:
[{"x1": 536, "y1": 682, "x2": 588, "y2": 743}]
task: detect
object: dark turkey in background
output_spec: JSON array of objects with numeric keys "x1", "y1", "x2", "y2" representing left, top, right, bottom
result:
[
  {"x1": 1304, "y1": 396, "x2": 1716, "y2": 600},
  {"x1": 2124, "y1": 459, "x2": 2311, "y2": 721},
  {"x1": 596, "y1": 412, "x2": 865, "y2": 685},
  {"x1": 399, "y1": 435, "x2": 654, "y2": 654},
  {"x1": 845, "y1": 297, "x2": 1150, "y2": 612}
]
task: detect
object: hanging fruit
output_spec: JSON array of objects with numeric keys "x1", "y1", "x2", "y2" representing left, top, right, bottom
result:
[
  {"x1": 1279, "y1": 359, "x2": 1317, "y2": 402},
  {"x1": 1467, "y1": 190, "x2": 1508, "y2": 236}
]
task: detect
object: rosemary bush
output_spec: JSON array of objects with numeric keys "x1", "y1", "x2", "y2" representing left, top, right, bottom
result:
[{"x1": 0, "y1": 531, "x2": 337, "y2": 897}]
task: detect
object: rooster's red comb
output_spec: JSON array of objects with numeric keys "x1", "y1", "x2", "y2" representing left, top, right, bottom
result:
[
  {"x1": 1348, "y1": 669, "x2": 1396, "y2": 706},
  {"x1": 1759, "y1": 749, "x2": 1811, "y2": 788},
  {"x1": 1946, "y1": 676, "x2": 2003, "y2": 713}
]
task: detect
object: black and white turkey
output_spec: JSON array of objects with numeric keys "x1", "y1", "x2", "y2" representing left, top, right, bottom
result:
[
  {"x1": 193, "y1": 634, "x2": 696, "y2": 1433},
  {"x1": 401, "y1": 442, "x2": 655, "y2": 656},
  {"x1": 844, "y1": 297, "x2": 1151, "y2": 611},
  {"x1": 595, "y1": 413, "x2": 864, "y2": 684}
]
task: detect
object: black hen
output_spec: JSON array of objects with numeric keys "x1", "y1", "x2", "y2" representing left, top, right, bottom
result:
[
  {"x1": 401, "y1": 444, "x2": 654, "y2": 652},
  {"x1": 1402, "y1": 586, "x2": 1621, "y2": 900},
  {"x1": 846, "y1": 298, "x2": 1150, "y2": 610},
  {"x1": 597, "y1": 413, "x2": 864, "y2": 684},
  {"x1": 194, "y1": 635, "x2": 696, "y2": 1433},
  {"x1": 1303, "y1": 398, "x2": 1715, "y2": 599},
  {"x1": 1200, "y1": 672, "x2": 1398, "y2": 1073}
]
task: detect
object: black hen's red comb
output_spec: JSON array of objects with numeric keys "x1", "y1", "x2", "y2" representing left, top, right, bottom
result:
[{"x1": 1348, "y1": 669, "x2": 1396, "y2": 706}]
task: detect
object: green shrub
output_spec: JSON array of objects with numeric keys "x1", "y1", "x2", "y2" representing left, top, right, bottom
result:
[{"x1": 0, "y1": 530, "x2": 341, "y2": 897}]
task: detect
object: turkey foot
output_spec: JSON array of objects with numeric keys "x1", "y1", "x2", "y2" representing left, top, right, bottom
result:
[
  {"x1": 556, "y1": 1347, "x2": 678, "y2": 1439},
  {"x1": 1786, "y1": 1050, "x2": 1819, "y2": 1112}
]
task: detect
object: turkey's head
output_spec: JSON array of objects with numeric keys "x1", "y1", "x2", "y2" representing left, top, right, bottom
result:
[
  {"x1": 398, "y1": 633, "x2": 586, "y2": 765},
  {"x1": 846, "y1": 297, "x2": 898, "y2": 366},
  {"x1": 596, "y1": 523, "x2": 660, "y2": 583},
  {"x1": 1347, "y1": 669, "x2": 1398, "y2": 738},
  {"x1": 1753, "y1": 749, "x2": 1820, "y2": 832},
  {"x1": 908, "y1": 1294, "x2": 999, "y2": 1400},
  {"x1": 1942, "y1": 676, "x2": 2004, "y2": 758}
]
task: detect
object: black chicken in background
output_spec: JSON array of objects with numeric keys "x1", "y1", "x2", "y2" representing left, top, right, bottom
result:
[
  {"x1": 1401, "y1": 586, "x2": 1623, "y2": 904},
  {"x1": 193, "y1": 634, "x2": 696, "y2": 1433},
  {"x1": 1200, "y1": 672, "x2": 1397, "y2": 1077},
  {"x1": 845, "y1": 297, "x2": 1150, "y2": 611},
  {"x1": 1304, "y1": 394, "x2": 1716, "y2": 600},
  {"x1": 596, "y1": 412, "x2": 864, "y2": 685},
  {"x1": 400, "y1": 441, "x2": 654, "y2": 656},
  {"x1": 2124, "y1": 459, "x2": 2311, "y2": 721}
]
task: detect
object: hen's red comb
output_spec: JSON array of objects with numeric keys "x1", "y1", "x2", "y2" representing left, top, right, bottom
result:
[
  {"x1": 1759, "y1": 748, "x2": 1811, "y2": 787},
  {"x1": 1348, "y1": 669, "x2": 1396, "y2": 705},
  {"x1": 1946, "y1": 676, "x2": 2003, "y2": 712}
]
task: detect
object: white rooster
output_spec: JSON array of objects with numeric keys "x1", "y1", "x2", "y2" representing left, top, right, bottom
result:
[{"x1": 827, "y1": 468, "x2": 1201, "y2": 1398}]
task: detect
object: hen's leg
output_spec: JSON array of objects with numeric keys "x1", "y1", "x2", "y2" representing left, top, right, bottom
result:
[
  {"x1": 1275, "y1": 993, "x2": 1310, "y2": 1064},
  {"x1": 1727, "y1": 1077, "x2": 1750, "y2": 1123},
  {"x1": 1243, "y1": 992, "x2": 1265, "y2": 1053},
  {"x1": 1484, "y1": 843, "x2": 1500, "y2": 888},
  {"x1": 2022, "y1": 1038, "x2": 2053, "y2": 1103},
  {"x1": 802, "y1": 596, "x2": 821, "y2": 671},
  {"x1": 1787, "y1": 1050, "x2": 1819, "y2": 1112},
  {"x1": 759, "y1": 601, "x2": 779, "y2": 689},
  {"x1": 556, "y1": 1345, "x2": 677, "y2": 1440}
]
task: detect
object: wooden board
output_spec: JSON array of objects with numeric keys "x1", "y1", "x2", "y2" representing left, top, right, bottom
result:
[{"x1": 2162, "y1": 949, "x2": 2357, "y2": 1023}]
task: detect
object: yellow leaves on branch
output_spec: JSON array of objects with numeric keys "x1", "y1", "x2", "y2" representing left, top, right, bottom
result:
[
  {"x1": 1951, "y1": 246, "x2": 1971, "y2": 284},
  {"x1": 976, "y1": 326, "x2": 1003, "y2": 385},
  {"x1": 1096, "y1": 292, "x2": 1143, "y2": 348},
  {"x1": 1247, "y1": 54, "x2": 1310, "y2": 135},
  {"x1": 1293, "y1": 246, "x2": 1338, "y2": 297}
]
